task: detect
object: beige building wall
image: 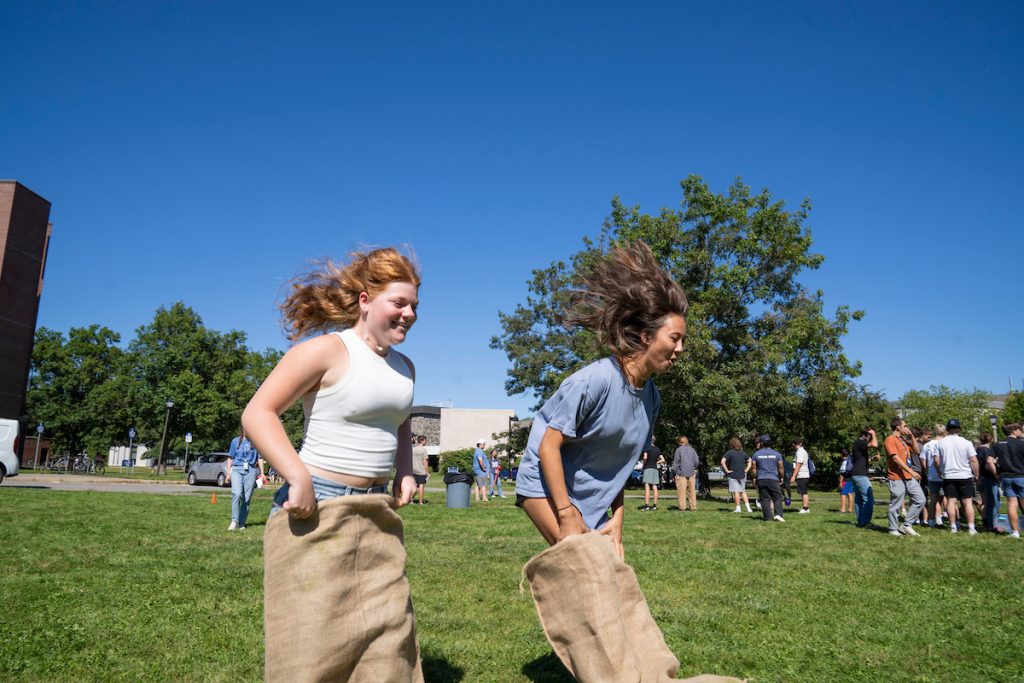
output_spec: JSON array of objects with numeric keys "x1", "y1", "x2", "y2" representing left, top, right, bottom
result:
[{"x1": 439, "y1": 408, "x2": 516, "y2": 452}]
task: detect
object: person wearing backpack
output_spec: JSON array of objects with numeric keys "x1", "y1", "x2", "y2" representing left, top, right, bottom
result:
[
  {"x1": 838, "y1": 448, "x2": 855, "y2": 513},
  {"x1": 790, "y1": 437, "x2": 813, "y2": 513}
]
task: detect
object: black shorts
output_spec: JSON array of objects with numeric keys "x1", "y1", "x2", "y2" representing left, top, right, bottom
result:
[
  {"x1": 943, "y1": 478, "x2": 975, "y2": 499},
  {"x1": 796, "y1": 478, "x2": 810, "y2": 495},
  {"x1": 414, "y1": 474, "x2": 428, "y2": 486}
]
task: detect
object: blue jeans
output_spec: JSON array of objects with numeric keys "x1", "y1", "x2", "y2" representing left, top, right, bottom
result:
[
  {"x1": 270, "y1": 475, "x2": 389, "y2": 517},
  {"x1": 852, "y1": 475, "x2": 874, "y2": 527},
  {"x1": 231, "y1": 467, "x2": 258, "y2": 526},
  {"x1": 490, "y1": 475, "x2": 504, "y2": 497},
  {"x1": 981, "y1": 478, "x2": 1001, "y2": 529}
]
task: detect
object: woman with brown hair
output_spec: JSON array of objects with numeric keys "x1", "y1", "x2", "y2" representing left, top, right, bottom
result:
[
  {"x1": 517, "y1": 241, "x2": 740, "y2": 682},
  {"x1": 242, "y1": 246, "x2": 423, "y2": 681}
]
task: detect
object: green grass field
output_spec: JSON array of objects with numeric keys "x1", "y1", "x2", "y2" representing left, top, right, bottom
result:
[{"x1": 2, "y1": 484, "x2": 1021, "y2": 682}]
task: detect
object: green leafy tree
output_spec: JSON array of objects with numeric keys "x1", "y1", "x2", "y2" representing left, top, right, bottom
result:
[
  {"x1": 26, "y1": 325, "x2": 130, "y2": 459},
  {"x1": 897, "y1": 385, "x2": 996, "y2": 441},
  {"x1": 1002, "y1": 393, "x2": 1024, "y2": 427},
  {"x1": 492, "y1": 175, "x2": 874, "y2": 460}
]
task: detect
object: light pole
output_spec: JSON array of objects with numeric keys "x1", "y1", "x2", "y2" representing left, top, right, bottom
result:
[
  {"x1": 157, "y1": 400, "x2": 174, "y2": 476},
  {"x1": 127, "y1": 427, "x2": 136, "y2": 475},
  {"x1": 32, "y1": 423, "x2": 43, "y2": 470},
  {"x1": 989, "y1": 414, "x2": 998, "y2": 437}
]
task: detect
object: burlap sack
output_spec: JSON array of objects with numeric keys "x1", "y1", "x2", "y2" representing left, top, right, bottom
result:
[
  {"x1": 264, "y1": 494, "x2": 423, "y2": 683},
  {"x1": 524, "y1": 533, "x2": 744, "y2": 683}
]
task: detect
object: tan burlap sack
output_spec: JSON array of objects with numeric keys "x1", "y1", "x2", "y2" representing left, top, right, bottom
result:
[
  {"x1": 264, "y1": 494, "x2": 423, "y2": 683},
  {"x1": 524, "y1": 533, "x2": 744, "y2": 683}
]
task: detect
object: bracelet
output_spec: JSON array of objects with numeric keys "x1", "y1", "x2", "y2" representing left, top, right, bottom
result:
[{"x1": 557, "y1": 504, "x2": 574, "y2": 512}]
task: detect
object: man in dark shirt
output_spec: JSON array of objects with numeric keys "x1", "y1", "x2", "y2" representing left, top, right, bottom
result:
[
  {"x1": 998, "y1": 423, "x2": 1024, "y2": 539},
  {"x1": 721, "y1": 436, "x2": 752, "y2": 513},
  {"x1": 750, "y1": 435, "x2": 785, "y2": 522},
  {"x1": 641, "y1": 436, "x2": 664, "y2": 511},
  {"x1": 850, "y1": 427, "x2": 880, "y2": 528}
]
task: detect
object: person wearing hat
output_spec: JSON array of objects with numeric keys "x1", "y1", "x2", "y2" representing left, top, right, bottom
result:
[
  {"x1": 472, "y1": 438, "x2": 491, "y2": 502},
  {"x1": 750, "y1": 435, "x2": 785, "y2": 522},
  {"x1": 936, "y1": 419, "x2": 979, "y2": 534}
]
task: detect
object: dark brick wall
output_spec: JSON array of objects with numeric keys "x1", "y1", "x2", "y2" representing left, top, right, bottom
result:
[{"x1": 0, "y1": 181, "x2": 52, "y2": 419}]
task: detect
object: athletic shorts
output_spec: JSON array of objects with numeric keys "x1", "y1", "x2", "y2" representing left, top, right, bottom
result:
[
  {"x1": 642, "y1": 468, "x2": 660, "y2": 485},
  {"x1": 474, "y1": 475, "x2": 489, "y2": 487},
  {"x1": 796, "y1": 478, "x2": 810, "y2": 495},
  {"x1": 840, "y1": 480, "x2": 854, "y2": 495},
  {"x1": 413, "y1": 474, "x2": 428, "y2": 486},
  {"x1": 943, "y1": 478, "x2": 975, "y2": 499},
  {"x1": 928, "y1": 480, "x2": 944, "y2": 498},
  {"x1": 1002, "y1": 475, "x2": 1024, "y2": 498},
  {"x1": 728, "y1": 477, "x2": 746, "y2": 493}
]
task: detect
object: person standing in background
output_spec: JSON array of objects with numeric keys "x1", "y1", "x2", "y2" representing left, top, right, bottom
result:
[
  {"x1": 936, "y1": 419, "x2": 979, "y2": 535},
  {"x1": 411, "y1": 435, "x2": 429, "y2": 505},
  {"x1": 226, "y1": 427, "x2": 264, "y2": 531},
  {"x1": 750, "y1": 435, "x2": 785, "y2": 523},
  {"x1": 473, "y1": 438, "x2": 491, "y2": 503},
  {"x1": 642, "y1": 436, "x2": 664, "y2": 511},
  {"x1": 721, "y1": 437, "x2": 752, "y2": 513},
  {"x1": 976, "y1": 432, "x2": 1000, "y2": 531},
  {"x1": 672, "y1": 436, "x2": 700, "y2": 511},
  {"x1": 490, "y1": 449, "x2": 506, "y2": 498},
  {"x1": 791, "y1": 437, "x2": 812, "y2": 514},
  {"x1": 851, "y1": 427, "x2": 880, "y2": 528}
]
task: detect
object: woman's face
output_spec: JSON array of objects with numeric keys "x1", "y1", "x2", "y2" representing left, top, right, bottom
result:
[
  {"x1": 639, "y1": 314, "x2": 687, "y2": 375},
  {"x1": 361, "y1": 281, "x2": 419, "y2": 347}
]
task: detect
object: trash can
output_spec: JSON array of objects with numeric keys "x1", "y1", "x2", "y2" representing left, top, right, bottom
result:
[{"x1": 443, "y1": 471, "x2": 473, "y2": 508}]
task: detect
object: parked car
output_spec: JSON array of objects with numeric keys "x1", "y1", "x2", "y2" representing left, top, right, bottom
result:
[
  {"x1": 707, "y1": 467, "x2": 725, "y2": 481},
  {"x1": 187, "y1": 452, "x2": 231, "y2": 486},
  {"x1": 0, "y1": 418, "x2": 20, "y2": 485}
]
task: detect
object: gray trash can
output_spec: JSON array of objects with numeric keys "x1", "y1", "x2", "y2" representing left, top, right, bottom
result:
[{"x1": 444, "y1": 471, "x2": 473, "y2": 508}]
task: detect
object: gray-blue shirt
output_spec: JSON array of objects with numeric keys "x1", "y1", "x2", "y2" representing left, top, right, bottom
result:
[
  {"x1": 753, "y1": 448, "x2": 783, "y2": 481},
  {"x1": 515, "y1": 357, "x2": 660, "y2": 530}
]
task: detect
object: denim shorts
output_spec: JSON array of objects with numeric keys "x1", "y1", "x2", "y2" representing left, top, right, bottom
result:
[
  {"x1": 270, "y1": 475, "x2": 389, "y2": 517},
  {"x1": 1002, "y1": 475, "x2": 1024, "y2": 499}
]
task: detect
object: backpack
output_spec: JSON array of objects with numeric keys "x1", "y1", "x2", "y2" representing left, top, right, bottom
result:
[
  {"x1": 806, "y1": 454, "x2": 816, "y2": 477},
  {"x1": 840, "y1": 456, "x2": 854, "y2": 477}
]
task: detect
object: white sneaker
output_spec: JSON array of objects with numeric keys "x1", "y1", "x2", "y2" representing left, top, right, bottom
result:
[
  {"x1": 227, "y1": 521, "x2": 238, "y2": 531},
  {"x1": 773, "y1": 515, "x2": 785, "y2": 522},
  {"x1": 889, "y1": 530, "x2": 902, "y2": 536},
  {"x1": 745, "y1": 506, "x2": 753, "y2": 513},
  {"x1": 1010, "y1": 531, "x2": 1020, "y2": 538},
  {"x1": 901, "y1": 525, "x2": 920, "y2": 537},
  {"x1": 968, "y1": 528, "x2": 978, "y2": 536},
  {"x1": 799, "y1": 508, "x2": 810, "y2": 514},
  {"x1": 950, "y1": 526, "x2": 958, "y2": 534},
  {"x1": 733, "y1": 507, "x2": 742, "y2": 513}
]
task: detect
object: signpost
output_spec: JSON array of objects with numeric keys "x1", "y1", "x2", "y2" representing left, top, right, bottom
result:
[
  {"x1": 184, "y1": 432, "x2": 193, "y2": 471},
  {"x1": 32, "y1": 423, "x2": 44, "y2": 470}
]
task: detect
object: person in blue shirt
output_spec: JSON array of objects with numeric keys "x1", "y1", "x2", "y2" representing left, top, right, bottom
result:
[
  {"x1": 226, "y1": 427, "x2": 264, "y2": 530},
  {"x1": 472, "y1": 439, "x2": 490, "y2": 502},
  {"x1": 750, "y1": 435, "x2": 785, "y2": 522}
]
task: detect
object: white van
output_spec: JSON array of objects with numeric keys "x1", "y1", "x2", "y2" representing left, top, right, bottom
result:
[{"x1": 0, "y1": 418, "x2": 20, "y2": 484}]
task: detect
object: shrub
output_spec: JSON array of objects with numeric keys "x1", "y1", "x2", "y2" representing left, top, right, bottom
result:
[{"x1": 439, "y1": 448, "x2": 476, "y2": 473}]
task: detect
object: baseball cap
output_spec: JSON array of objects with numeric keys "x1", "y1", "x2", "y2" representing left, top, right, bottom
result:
[
  {"x1": 757, "y1": 434, "x2": 772, "y2": 446},
  {"x1": 946, "y1": 419, "x2": 961, "y2": 430},
  {"x1": 476, "y1": 437, "x2": 487, "y2": 445}
]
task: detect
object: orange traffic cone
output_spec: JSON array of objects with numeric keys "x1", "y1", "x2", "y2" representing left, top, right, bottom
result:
[{"x1": 211, "y1": 493, "x2": 217, "y2": 504}]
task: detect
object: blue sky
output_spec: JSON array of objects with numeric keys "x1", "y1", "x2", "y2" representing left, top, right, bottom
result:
[{"x1": 3, "y1": 1, "x2": 1021, "y2": 418}]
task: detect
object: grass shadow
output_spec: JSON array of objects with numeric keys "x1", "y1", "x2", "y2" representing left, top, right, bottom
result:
[
  {"x1": 522, "y1": 651, "x2": 573, "y2": 682},
  {"x1": 422, "y1": 654, "x2": 465, "y2": 682}
]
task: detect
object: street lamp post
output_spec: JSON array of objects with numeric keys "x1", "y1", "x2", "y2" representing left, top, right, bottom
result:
[
  {"x1": 157, "y1": 400, "x2": 174, "y2": 476},
  {"x1": 989, "y1": 414, "x2": 998, "y2": 437},
  {"x1": 32, "y1": 423, "x2": 44, "y2": 470}
]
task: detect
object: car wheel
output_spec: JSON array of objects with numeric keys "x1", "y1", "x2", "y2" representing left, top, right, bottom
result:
[
  {"x1": 216, "y1": 473, "x2": 226, "y2": 487},
  {"x1": 187, "y1": 471, "x2": 197, "y2": 486},
  {"x1": 0, "y1": 464, "x2": 5, "y2": 485}
]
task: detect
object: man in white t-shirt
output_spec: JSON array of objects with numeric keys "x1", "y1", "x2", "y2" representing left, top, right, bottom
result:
[
  {"x1": 936, "y1": 419, "x2": 979, "y2": 534},
  {"x1": 790, "y1": 438, "x2": 812, "y2": 513},
  {"x1": 920, "y1": 425, "x2": 947, "y2": 527}
]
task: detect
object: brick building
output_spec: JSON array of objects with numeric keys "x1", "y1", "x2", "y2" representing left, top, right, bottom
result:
[{"x1": 0, "y1": 181, "x2": 52, "y2": 420}]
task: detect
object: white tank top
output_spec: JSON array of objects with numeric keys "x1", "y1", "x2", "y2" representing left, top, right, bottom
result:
[{"x1": 298, "y1": 329, "x2": 414, "y2": 478}]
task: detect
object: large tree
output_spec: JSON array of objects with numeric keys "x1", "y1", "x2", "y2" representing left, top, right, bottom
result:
[
  {"x1": 897, "y1": 385, "x2": 995, "y2": 440},
  {"x1": 26, "y1": 325, "x2": 130, "y2": 459},
  {"x1": 492, "y1": 175, "x2": 883, "y2": 460}
]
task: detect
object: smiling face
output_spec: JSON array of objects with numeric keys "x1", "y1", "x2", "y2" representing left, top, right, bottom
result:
[
  {"x1": 637, "y1": 313, "x2": 687, "y2": 376},
  {"x1": 359, "y1": 281, "x2": 419, "y2": 349}
]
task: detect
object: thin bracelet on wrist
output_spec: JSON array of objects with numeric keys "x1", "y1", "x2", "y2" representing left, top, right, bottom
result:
[{"x1": 557, "y1": 504, "x2": 574, "y2": 512}]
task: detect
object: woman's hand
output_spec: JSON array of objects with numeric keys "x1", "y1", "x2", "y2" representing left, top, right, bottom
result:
[
  {"x1": 557, "y1": 505, "x2": 587, "y2": 540},
  {"x1": 600, "y1": 505, "x2": 625, "y2": 559},
  {"x1": 283, "y1": 476, "x2": 317, "y2": 519},
  {"x1": 393, "y1": 474, "x2": 416, "y2": 507}
]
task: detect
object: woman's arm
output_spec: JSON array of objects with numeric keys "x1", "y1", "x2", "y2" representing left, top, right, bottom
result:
[
  {"x1": 538, "y1": 427, "x2": 587, "y2": 538},
  {"x1": 599, "y1": 486, "x2": 626, "y2": 559},
  {"x1": 391, "y1": 354, "x2": 417, "y2": 507},
  {"x1": 242, "y1": 336, "x2": 342, "y2": 519}
]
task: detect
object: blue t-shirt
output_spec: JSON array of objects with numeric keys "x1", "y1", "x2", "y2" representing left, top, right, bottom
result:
[
  {"x1": 229, "y1": 437, "x2": 259, "y2": 467},
  {"x1": 514, "y1": 357, "x2": 660, "y2": 530},
  {"x1": 472, "y1": 448, "x2": 489, "y2": 475},
  {"x1": 753, "y1": 448, "x2": 783, "y2": 481}
]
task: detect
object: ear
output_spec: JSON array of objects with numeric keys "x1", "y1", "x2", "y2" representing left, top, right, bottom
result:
[{"x1": 358, "y1": 291, "x2": 371, "y2": 314}]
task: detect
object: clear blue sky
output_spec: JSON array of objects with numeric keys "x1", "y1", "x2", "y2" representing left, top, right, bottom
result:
[{"x1": 3, "y1": 2, "x2": 1021, "y2": 418}]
